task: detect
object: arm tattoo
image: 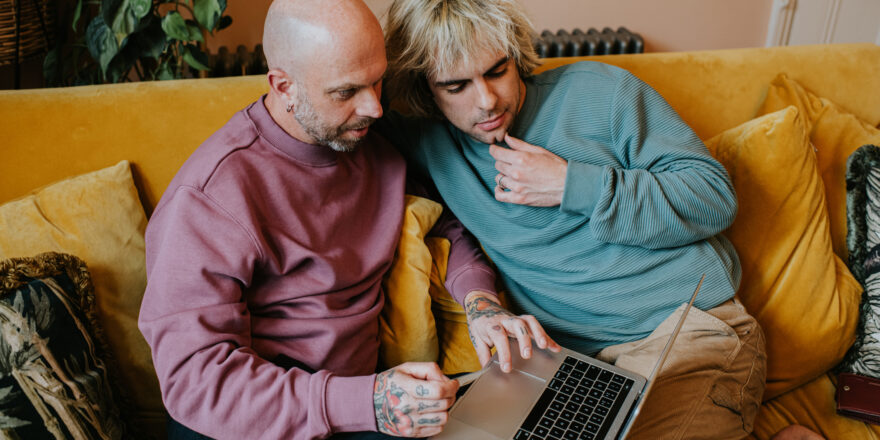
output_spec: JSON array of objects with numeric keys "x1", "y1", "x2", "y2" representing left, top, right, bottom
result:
[
  {"x1": 374, "y1": 370, "x2": 414, "y2": 435},
  {"x1": 466, "y1": 296, "x2": 507, "y2": 320}
]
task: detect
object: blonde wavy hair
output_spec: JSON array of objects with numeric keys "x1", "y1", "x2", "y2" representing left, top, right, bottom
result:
[{"x1": 384, "y1": 0, "x2": 540, "y2": 118}]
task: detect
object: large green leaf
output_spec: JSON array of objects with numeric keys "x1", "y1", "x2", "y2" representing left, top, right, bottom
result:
[
  {"x1": 161, "y1": 11, "x2": 191, "y2": 41},
  {"x1": 130, "y1": 0, "x2": 151, "y2": 19},
  {"x1": 110, "y1": 1, "x2": 140, "y2": 45},
  {"x1": 183, "y1": 44, "x2": 210, "y2": 71},
  {"x1": 86, "y1": 16, "x2": 119, "y2": 75},
  {"x1": 193, "y1": 0, "x2": 226, "y2": 31},
  {"x1": 186, "y1": 19, "x2": 205, "y2": 43}
]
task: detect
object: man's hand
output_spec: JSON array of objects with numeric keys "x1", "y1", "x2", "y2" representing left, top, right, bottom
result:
[
  {"x1": 464, "y1": 291, "x2": 561, "y2": 373},
  {"x1": 490, "y1": 134, "x2": 568, "y2": 207},
  {"x1": 373, "y1": 362, "x2": 459, "y2": 437}
]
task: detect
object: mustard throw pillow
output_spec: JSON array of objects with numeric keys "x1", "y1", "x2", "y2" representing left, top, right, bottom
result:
[
  {"x1": 379, "y1": 195, "x2": 484, "y2": 375},
  {"x1": 757, "y1": 74, "x2": 880, "y2": 259},
  {"x1": 0, "y1": 161, "x2": 163, "y2": 434},
  {"x1": 379, "y1": 195, "x2": 442, "y2": 369},
  {"x1": 705, "y1": 107, "x2": 862, "y2": 400}
]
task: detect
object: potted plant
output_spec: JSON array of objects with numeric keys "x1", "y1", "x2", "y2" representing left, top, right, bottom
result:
[{"x1": 44, "y1": 0, "x2": 231, "y2": 86}]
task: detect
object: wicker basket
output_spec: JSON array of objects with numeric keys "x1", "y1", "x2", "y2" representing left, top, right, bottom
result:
[{"x1": 0, "y1": 0, "x2": 55, "y2": 66}]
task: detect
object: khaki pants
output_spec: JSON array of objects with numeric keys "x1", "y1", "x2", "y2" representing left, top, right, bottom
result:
[{"x1": 597, "y1": 299, "x2": 766, "y2": 440}]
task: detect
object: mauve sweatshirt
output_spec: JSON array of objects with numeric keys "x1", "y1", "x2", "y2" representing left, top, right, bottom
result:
[{"x1": 138, "y1": 98, "x2": 496, "y2": 439}]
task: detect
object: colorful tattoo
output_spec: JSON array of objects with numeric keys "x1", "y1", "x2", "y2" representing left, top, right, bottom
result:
[
  {"x1": 466, "y1": 296, "x2": 507, "y2": 320},
  {"x1": 374, "y1": 370, "x2": 414, "y2": 436}
]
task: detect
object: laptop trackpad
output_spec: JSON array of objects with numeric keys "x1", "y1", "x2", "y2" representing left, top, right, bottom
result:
[{"x1": 451, "y1": 366, "x2": 546, "y2": 439}]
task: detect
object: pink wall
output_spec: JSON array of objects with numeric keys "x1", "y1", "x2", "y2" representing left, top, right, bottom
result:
[{"x1": 208, "y1": 0, "x2": 773, "y2": 54}]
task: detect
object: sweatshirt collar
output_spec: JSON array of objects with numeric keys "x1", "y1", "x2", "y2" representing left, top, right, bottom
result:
[{"x1": 248, "y1": 95, "x2": 338, "y2": 166}]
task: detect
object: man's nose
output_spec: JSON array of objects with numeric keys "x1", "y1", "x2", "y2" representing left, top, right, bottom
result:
[
  {"x1": 356, "y1": 84, "x2": 383, "y2": 119},
  {"x1": 474, "y1": 78, "x2": 498, "y2": 112}
]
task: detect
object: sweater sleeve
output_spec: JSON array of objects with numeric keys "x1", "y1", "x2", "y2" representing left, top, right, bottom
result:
[
  {"x1": 138, "y1": 187, "x2": 377, "y2": 439},
  {"x1": 560, "y1": 72, "x2": 737, "y2": 249},
  {"x1": 429, "y1": 207, "x2": 498, "y2": 304}
]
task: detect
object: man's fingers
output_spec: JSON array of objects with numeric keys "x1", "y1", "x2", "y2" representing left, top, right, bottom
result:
[
  {"x1": 522, "y1": 315, "x2": 562, "y2": 352},
  {"x1": 503, "y1": 318, "x2": 533, "y2": 359},
  {"x1": 397, "y1": 361, "x2": 448, "y2": 382},
  {"x1": 487, "y1": 325, "x2": 513, "y2": 372},
  {"x1": 489, "y1": 143, "x2": 514, "y2": 164}
]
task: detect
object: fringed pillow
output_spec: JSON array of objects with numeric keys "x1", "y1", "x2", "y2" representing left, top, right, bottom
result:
[
  {"x1": 0, "y1": 252, "x2": 129, "y2": 439},
  {"x1": 843, "y1": 144, "x2": 880, "y2": 377}
]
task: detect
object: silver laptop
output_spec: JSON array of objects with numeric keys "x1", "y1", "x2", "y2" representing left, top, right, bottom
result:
[{"x1": 433, "y1": 274, "x2": 705, "y2": 440}]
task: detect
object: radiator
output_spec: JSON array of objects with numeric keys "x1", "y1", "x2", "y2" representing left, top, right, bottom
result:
[
  {"x1": 207, "y1": 27, "x2": 643, "y2": 77},
  {"x1": 534, "y1": 27, "x2": 644, "y2": 57}
]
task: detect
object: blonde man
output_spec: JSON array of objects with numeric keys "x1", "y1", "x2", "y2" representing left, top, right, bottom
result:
[{"x1": 378, "y1": 0, "x2": 767, "y2": 438}]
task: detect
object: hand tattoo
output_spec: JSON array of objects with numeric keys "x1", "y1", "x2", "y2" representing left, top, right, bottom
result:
[
  {"x1": 374, "y1": 370, "x2": 414, "y2": 436},
  {"x1": 416, "y1": 384, "x2": 429, "y2": 397},
  {"x1": 466, "y1": 296, "x2": 507, "y2": 321},
  {"x1": 418, "y1": 401, "x2": 440, "y2": 411},
  {"x1": 418, "y1": 417, "x2": 442, "y2": 425}
]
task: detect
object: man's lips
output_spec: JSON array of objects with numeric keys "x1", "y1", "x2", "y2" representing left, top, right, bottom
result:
[{"x1": 476, "y1": 113, "x2": 505, "y2": 132}]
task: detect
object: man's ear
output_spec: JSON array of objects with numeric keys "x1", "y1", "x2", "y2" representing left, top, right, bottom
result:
[{"x1": 267, "y1": 68, "x2": 297, "y2": 106}]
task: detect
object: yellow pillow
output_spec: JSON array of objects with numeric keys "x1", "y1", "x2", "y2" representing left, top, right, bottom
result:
[
  {"x1": 379, "y1": 195, "x2": 442, "y2": 369},
  {"x1": 705, "y1": 107, "x2": 862, "y2": 400},
  {"x1": 379, "y1": 195, "x2": 484, "y2": 375},
  {"x1": 0, "y1": 161, "x2": 164, "y2": 433},
  {"x1": 426, "y1": 236, "x2": 482, "y2": 375},
  {"x1": 757, "y1": 74, "x2": 880, "y2": 259}
]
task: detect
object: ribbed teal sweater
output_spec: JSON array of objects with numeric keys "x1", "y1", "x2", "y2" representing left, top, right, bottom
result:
[{"x1": 382, "y1": 61, "x2": 741, "y2": 354}]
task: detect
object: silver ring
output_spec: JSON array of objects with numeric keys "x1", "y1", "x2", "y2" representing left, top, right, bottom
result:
[{"x1": 499, "y1": 175, "x2": 508, "y2": 191}]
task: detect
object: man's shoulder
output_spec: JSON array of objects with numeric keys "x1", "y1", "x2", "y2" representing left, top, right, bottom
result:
[
  {"x1": 163, "y1": 106, "x2": 261, "y2": 197},
  {"x1": 533, "y1": 60, "x2": 632, "y2": 86}
]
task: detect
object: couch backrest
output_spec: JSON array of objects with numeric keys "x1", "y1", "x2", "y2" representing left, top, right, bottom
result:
[{"x1": 2, "y1": 43, "x2": 879, "y2": 221}]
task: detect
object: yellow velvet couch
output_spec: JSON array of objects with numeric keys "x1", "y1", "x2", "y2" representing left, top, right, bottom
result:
[{"x1": 1, "y1": 43, "x2": 879, "y2": 439}]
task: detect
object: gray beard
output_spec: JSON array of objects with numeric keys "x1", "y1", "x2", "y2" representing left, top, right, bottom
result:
[{"x1": 293, "y1": 97, "x2": 372, "y2": 152}]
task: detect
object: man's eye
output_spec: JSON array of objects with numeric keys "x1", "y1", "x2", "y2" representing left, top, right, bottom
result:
[
  {"x1": 446, "y1": 84, "x2": 466, "y2": 94},
  {"x1": 487, "y1": 67, "x2": 508, "y2": 78},
  {"x1": 336, "y1": 89, "x2": 356, "y2": 100}
]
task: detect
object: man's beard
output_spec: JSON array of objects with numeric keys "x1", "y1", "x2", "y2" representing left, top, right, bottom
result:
[{"x1": 293, "y1": 94, "x2": 375, "y2": 152}]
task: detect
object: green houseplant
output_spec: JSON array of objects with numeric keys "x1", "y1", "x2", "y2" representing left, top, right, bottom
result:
[{"x1": 45, "y1": 0, "x2": 231, "y2": 86}]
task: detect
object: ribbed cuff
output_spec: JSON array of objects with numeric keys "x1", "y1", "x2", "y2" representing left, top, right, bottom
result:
[
  {"x1": 447, "y1": 265, "x2": 498, "y2": 305},
  {"x1": 560, "y1": 161, "x2": 605, "y2": 215},
  {"x1": 325, "y1": 374, "x2": 378, "y2": 433}
]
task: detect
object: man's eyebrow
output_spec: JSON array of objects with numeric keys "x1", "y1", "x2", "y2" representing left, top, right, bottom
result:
[
  {"x1": 432, "y1": 56, "x2": 510, "y2": 88},
  {"x1": 325, "y1": 83, "x2": 361, "y2": 93}
]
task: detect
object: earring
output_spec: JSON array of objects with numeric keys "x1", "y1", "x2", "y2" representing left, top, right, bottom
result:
[{"x1": 286, "y1": 101, "x2": 293, "y2": 113}]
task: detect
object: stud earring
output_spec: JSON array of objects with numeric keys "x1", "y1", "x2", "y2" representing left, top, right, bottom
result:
[{"x1": 286, "y1": 101, "x2": 293, "y2": 112}]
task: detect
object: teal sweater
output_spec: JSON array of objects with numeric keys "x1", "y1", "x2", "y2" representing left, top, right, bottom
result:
[{"x1": 381, "y1": 61, "x2": 741, "y2": 354}]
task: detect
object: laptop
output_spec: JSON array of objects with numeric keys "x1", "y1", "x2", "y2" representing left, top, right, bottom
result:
[{"x1": 433, "y1": 274, "x2": 706, "y2": 440}]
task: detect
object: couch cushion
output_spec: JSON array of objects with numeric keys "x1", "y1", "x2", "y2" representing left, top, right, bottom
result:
[
  {"x1": 0, "y1": 252, "x2": 128, "y2": 439},
  {"x1": 0, "y1": 161, "x2": 163, "y2": 435},
  {"x1": 756, "y1": 73, "x2": 880, "y2": 259},
  {"x1": 379, "y1": 195, "x2": 485, "y2": 375},
  {"x1": 704, "y1": 107, "x2": 862, "y2": 400},
  {"x1": 379, "y1": 195, "x2": 442, "y2": 369}
]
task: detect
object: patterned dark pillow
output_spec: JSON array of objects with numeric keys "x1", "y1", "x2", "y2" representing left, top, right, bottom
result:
[
  {"x1": 0, "y1": 252, "x2": 127, "y2": 439},
  {"x1": 843, "y1": 144, "x2": 880, "y2": 377}
]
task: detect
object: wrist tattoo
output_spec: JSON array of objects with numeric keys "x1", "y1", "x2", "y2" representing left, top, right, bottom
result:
[
  {"x1": 374, "y1": 370, "x2": 414, "y2": 436},
  {"x1": 466, "y1": 296, "x2": 506, "y2": 320}
]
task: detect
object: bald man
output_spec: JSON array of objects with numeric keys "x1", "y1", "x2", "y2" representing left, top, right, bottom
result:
[{"x1": 137, "y1": 1, "x2": 558, "y2": 439}]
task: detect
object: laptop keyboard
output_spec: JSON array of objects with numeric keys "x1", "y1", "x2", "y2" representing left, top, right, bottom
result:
[{"x1": 514, "y1": 356, "x2": 634, "y2": 440}]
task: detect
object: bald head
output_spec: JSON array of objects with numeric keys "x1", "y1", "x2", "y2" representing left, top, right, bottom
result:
[{"x1": 263, "y1": 0, "x2": 383, "y2": 77}]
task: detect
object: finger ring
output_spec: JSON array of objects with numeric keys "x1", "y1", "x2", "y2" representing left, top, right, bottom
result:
[{"x1": 499, "y1": 175, "x2": 508, "y2": 191}]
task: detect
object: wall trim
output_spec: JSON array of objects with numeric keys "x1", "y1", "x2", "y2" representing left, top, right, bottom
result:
[
  {"x1": 765, "y1": 0, "x2": 796, "y2": 46},
  {"x1": 822, "y1": 0, "x2": 843, "y2": 44}
]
